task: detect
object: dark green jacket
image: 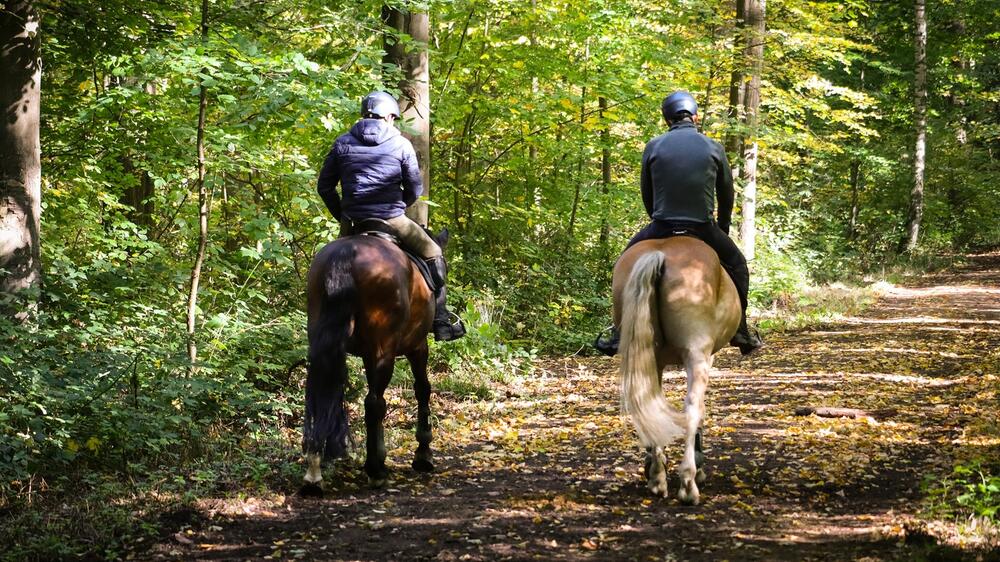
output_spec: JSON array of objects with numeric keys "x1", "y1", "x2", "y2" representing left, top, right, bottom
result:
[{"x1": 640, "y1": 121, "x2": 735, "y2": 232}]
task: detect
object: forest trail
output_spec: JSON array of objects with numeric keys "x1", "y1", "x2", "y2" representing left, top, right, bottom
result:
[{"x1": 148, "y1": 254, "x2": 1000, "y2": 561}]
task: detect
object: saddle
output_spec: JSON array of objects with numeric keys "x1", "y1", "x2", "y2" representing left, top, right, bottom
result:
[{"x1": 348, "y1": 218, "x2": 437, "y2": 292}]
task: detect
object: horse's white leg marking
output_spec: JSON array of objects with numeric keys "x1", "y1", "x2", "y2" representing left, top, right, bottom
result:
[
  {"x1": 677, "y1": 352, "x2": 710, "y2": 505},
  {"x1": 304, "y1": 452, "x2": 323, "y2": 485},
  {"x1": 647, "y1": 446, "x2": 669, "y2": 497}
]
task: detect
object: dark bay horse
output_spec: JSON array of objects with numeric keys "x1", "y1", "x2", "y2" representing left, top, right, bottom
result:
[
  {"x1": 613, "y1": 236, "x2": 741, "y2": 504},
  {"x1": 302, "y1": 231, "x2": 446, "y2": 492}
]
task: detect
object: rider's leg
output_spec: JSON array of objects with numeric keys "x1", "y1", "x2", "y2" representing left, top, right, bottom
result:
[
  {"x1": 338, "y1": 218, "x2": 354, "y2": 238},
  {"x1": 384, "y1": 215, "x2": 466, "y2": 341},
  {"x1": 696, "y1": 222, "x2": 763, "y2": 355}
]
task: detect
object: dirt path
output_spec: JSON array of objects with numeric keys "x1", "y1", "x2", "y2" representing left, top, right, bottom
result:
[{"x1": 149, "y1": 254, "x2": 1000, "y2": 561}]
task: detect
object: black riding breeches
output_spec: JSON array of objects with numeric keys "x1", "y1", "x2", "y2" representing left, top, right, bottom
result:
[{"x1": 624, "y1": 220, "x2": 750, "y2": 312}]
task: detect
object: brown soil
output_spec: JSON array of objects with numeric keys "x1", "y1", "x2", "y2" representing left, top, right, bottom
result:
[{"x1": 146, "y1": 254, "x2": 1000, "y2": 561}]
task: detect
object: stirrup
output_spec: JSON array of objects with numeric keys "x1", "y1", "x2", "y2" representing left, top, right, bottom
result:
[
  {"x1": 433, "y1": 311, "x2": 466, "y2": 341},
  {"x1": 593, "y1": 325, "x2": 619, "y2": 357}
]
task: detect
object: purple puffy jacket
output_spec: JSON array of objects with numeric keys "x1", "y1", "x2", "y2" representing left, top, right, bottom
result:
[{"x1": 317, "y1": 118, "x2": 423, "y2": 221}]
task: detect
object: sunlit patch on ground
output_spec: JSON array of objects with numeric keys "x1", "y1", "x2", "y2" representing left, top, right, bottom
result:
[{"x1": 141, "y1": 255, "x2": 1000, "y2": 560}]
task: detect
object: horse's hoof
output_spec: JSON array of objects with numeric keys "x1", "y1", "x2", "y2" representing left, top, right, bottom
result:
[
  {"x1": 696, "y1": 468, "x2": 707, "y2": 484},
  {"x1": 647, "y1": 477, "x2": 669, "y2": 497},
  {"x1": 677, "y1": 481, "x2": 700, "y2": 505},
  {"x1": 412, "y1": 457, "x2": 435, "y2": 473},
  {"x1": 299, "y1": 482, "x2": 324, "y2": 498}
]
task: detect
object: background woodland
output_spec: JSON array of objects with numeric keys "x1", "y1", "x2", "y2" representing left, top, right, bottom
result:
[{"x1": 1, "y1": 0, "x2": 999, "y2": 557}]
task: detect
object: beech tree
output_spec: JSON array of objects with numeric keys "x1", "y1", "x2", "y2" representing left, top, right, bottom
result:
[
  {"x1": 902, "y1": 0, "x2": 928, "y2": 252},
  {"x1": 0, "y1": 0, "x2": 41, "y2": 301},
  {"x1": 384, "y1": 1, "x2": 431, "y2": 227}
]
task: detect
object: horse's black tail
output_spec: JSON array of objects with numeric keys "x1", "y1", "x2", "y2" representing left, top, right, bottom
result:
[{"x1": 303, "y1": 244, "x2": 355, "y2": 461}]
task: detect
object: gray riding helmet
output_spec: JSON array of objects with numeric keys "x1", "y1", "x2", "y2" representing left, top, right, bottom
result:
[
  {"x1": 661, "y1": 91, "x2": 698, "y2": 122},
  {"x1": 361, "y1": 91, "x2": 401, "y2": 119}
]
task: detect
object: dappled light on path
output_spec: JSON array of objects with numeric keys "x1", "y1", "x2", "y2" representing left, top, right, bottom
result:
[{"x1": 147, "y1": 254, "x2": 1000, "y2": 560}]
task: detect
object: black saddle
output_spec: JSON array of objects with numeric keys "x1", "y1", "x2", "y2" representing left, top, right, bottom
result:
[{"x1": 348, "y1": 218, "x2": 436, "y2": 292}]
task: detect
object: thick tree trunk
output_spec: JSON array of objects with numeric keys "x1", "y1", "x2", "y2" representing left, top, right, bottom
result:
[
  {"x1": 187, "y1": 0, "x2": 211, "y2": 368},
  {"x1": 0, "y1": 1, "x2": 42, "y2": 300},
  {"x1": 902, "y1": 0, "x2": 927, "y2": 253},
  {"x1": 383, "y1": 3, "x2": 431, "y2": 227},
  {"x1": 739, "y1": 0, "x2": 765, "y2": 261}
]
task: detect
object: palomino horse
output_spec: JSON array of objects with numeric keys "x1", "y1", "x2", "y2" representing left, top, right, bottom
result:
[
  {"x1": 301, "y1": 231, "x2": 447, "y2": 493},
  {"x1": 613, "y1": 236, "x2": 741, "y2": 504}
]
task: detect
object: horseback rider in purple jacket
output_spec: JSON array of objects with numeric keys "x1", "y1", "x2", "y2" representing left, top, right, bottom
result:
[
  {"x1": 595, "y1": 91, "x2": 763, "y2": 356},
  {"x1": 317, "y1": 92, "x2": 466, "y2": 341}
]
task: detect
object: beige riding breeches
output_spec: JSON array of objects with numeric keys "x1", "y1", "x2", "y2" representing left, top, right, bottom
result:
[{"x1": 385, "y1": 215, "x2": 442, "y2": 259}]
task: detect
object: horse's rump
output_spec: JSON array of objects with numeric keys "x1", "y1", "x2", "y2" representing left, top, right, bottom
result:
[
  {"x1": 613, "y1": 237, "x2": 739, "y2": 360},
  {"x1": 308, "y1": 236, "x2": 434, "y2": 356}
]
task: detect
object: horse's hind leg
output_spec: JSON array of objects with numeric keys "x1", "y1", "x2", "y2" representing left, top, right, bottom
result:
[
  {"x1": 645, "y1": 446, "x2": 668, "y2": 497},
  {"x1": 695, "y1": 427, "x2": 707, "y2": 484},
  {"x1": 407, "y1": 345, "x2": 435, "y2": 472},
  {"x1": 363, "y1": 355, "x2": 394, "y2": 488},
  {"x1": 677, "y1": 352, "x2": 711, "y2": 505}
]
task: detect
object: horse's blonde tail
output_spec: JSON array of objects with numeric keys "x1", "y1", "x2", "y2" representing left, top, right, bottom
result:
[{"x1": 619, "y1": 251, "x2": 686, "y2": 448}]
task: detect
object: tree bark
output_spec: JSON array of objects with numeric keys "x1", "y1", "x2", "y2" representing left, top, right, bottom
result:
[
  {"x1": 598, "y1": 96, "x2": 611, "y2": 252},
  {"x1": 0, "y1": 1, "x2": 42, "y2": 301},
  {"x1": 902, "y1": 0, "x2": 927, "y2": 253},
  {"x1": 527, "y1": 0, "x2": 541, "y2": 211},
  {"x1": 849, "y1": 159, "x2": 861, "y2": 240},
  {"x1": 383, "y1": 3, "x2": 431, "y2": 227},
  {"x1": 739, "y1": 0, "x2": 765, "y2": 261},
  {"x1": 186, "y1": 0, "x2": 211, "y2": 368},
  {"x1": 724, "y1": 0, "x2": 747, "y2": 170},
  {"x1": 568, "y1": 39, "x2": 590, "y2": 238}
]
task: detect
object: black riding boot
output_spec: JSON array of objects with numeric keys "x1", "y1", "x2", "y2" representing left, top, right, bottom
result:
[
  {"x1": 426, "y1": 257, "x2": 466, "y2": 342},
  {"x1": 594, "y1": 326, "x2": 620, "y2": 357},
  {"x1": 730, "y1": 314, "x2": 764, "y2": 356}
]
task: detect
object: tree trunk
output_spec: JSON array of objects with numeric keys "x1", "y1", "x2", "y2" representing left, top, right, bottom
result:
[
  {"x1": 186, "y1": 0, "x2": 211, "y2": 369},
  {"x1": 902, "y1": 0, "x2": 927, "y2": 253},
  {"x1": 0, "y1": 1, "x2": 42, "y2": 301},
  {"x1": 849, "y1": 159, "x2": 861, "y2": 240},
  {"x1": 527, "y1": 0, "x2": 541, "y2": 211},
  {"x1": 383, "y1": 3, "x2": 431, "y2": 227},
  {"x1": 453, "y1": 105, "x2": 475, "y2": 231},
  {"x1": 598, "y1": 96, "x2": 611, "y2": 252},
  {"x1": 739, "y1": 0, "x2": 765, "y2": 261},
  {"x1": 725, "y1": 0, "x2": 747, "y2": 171},
  {"x1": 568, "y1": 40, "x2": 590, "y2": 238}
]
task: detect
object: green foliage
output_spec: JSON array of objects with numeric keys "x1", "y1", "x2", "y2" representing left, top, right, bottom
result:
[
  {"x1": 4, "y1": 0, "x2": 1000, "y2": 557},
  {"x1": 429, "y1": 294, "x2": 537, "y2": 399},
  {"x1": 955, "y1": 463, "x2": 1000, "y2": 521},
  {"x1": 926, "y1": 459, "x2": 1000, "y2": 525}
]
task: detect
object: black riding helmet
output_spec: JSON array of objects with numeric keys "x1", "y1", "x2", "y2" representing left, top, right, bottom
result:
[
  {"x1": 361, "y1": 91, "x2": 401, "y2": 119},
  {"x1": 661, "y1": 91, "x2": 698, "y2": 122}
]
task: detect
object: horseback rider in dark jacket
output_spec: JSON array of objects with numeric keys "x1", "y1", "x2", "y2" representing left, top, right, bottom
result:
[
  {"x1": 317, "y1": 91, "x2": 466, "y2": 341},
  {"x1": 596, "y1": 91, "x2": 764, "y2": 356}
]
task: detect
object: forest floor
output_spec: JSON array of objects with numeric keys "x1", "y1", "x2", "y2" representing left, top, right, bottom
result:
[{"x1": 146, "y1": 254, "x2": 1000, "y2": 561}]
